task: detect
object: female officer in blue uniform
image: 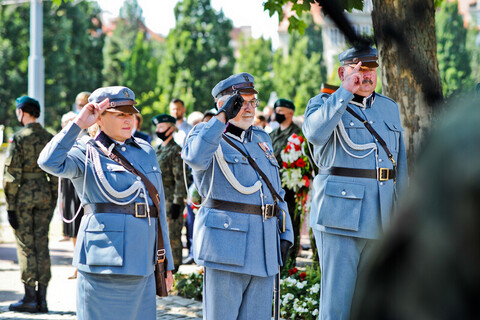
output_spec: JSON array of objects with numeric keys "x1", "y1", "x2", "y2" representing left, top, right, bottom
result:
[{"x1": 38, "y1": 86, "x2": 174, "y2": 320}]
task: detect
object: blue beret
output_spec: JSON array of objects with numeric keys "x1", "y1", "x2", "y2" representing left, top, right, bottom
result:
[
  {"x1": 16, "y1": 96, "x2": 40, "y2": 110},
  {"x1": 211, "y1": 72, "x2": 258, "y2": 98},
  {"x1": 339, "y1": 46, "x2": 378, "y2": 68},
  {"x1": 89, "y1": 86, "x2": 139, "y2": 113},
  {"x1": 274, "y1": 98, "x2": 295, "y2": 111},
  {"x1": 152, "y1": 113, "x2": 176, "y2": 126}
]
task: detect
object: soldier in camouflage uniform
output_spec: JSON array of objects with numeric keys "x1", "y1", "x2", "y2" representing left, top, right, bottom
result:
[
  {"x1": 152, "y1": 113, "x2": 186, "y2": 273},
  {"x1": 269, "y1": 98, "x2": 302, "y2": 268},
  {"x1": 3, "y1": 96, "x2": 58, "y2": 313}
]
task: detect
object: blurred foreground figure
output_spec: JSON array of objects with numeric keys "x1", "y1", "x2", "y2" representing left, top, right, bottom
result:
[{"x1": 352, "y1": 95, "x2": 480, "y2": 320}]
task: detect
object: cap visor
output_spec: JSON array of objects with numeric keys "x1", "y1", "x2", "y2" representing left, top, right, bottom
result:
[
  {"x1": 361, "y1": 61, "x2": 379, "y2": 68},
  {"x1": 106, "y1": 105, "x2": 139, "y2": 114},
  {"x1": 239, "y1": 88, "x2": 258, "y2": 95}
]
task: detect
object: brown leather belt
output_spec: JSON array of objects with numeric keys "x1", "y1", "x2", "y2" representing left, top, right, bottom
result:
[
  {"x1": 203, "y1": 198, "x2": 278, "y2": 219},
  {"x1": 84, "y1": 203, "x2": 158, "y2": 218},
  {"x1": 318, "y1": 166, "x2": 396, "y2": 181}
]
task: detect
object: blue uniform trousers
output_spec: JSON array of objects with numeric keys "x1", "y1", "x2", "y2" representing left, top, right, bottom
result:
[
  {"x1": 203, "y1": 267, "x2": 274, "y2": 320},
  {"x1": 313, "y1": 229, "x2": 377, "y2": 320},
  {"x1": 77, "y1": 271, "x2": 156, "y2": 320},
  {"x1": 186, "y1": 201, "x2": 195, "y2": 258}
]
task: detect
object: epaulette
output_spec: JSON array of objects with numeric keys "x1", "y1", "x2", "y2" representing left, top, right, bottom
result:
[{"x1": 374, "y1": 92, "x2": 398, "y2": 106}]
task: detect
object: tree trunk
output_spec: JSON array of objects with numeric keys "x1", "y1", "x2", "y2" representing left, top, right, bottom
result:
[{"x1": 371, "y1": 0, "x2": 443, "y2": 173}]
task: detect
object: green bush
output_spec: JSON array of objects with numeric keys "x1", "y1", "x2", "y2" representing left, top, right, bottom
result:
[{"x1": 174, "y1": 270, "x2": 203, "y2": 301}]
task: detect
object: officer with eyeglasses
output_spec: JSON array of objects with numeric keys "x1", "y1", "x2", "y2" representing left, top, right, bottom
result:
[{"x1": 182, "y1": 72, "x2": 293, "y2": 320}]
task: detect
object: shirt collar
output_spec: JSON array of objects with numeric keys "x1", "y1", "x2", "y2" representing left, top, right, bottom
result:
[
  {"x1": 350, "y1": 92, "x2": 376, "y2": 109},
  {"x1": 95, "y1": 131, "x2": 142, "y2": 150},
  {"x1": 224, "y1": 123, "x2": 253, "y2": 143}
]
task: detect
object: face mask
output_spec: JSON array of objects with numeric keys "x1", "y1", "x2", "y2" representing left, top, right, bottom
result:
[
  {"x1": 17, "y1": 110, "x2": 24, "y2": 126},
  {"x1": 274, "y1": 113, "x2": 286, "y2": 124},
  {"x1": 156, "y1": 131, "x2": 172, "y2": 141}
]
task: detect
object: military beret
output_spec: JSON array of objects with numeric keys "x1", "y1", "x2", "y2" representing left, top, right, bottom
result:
[
  {"x1": 152, "y1": 113, "x2": 176, "y2": 126},
  {"x1": 339, "y1": 46, "x2": 378, "y2": 68},
  {"x1": 16, "y1": 96, "x2": 40, "y2": 110},
  {"x1": 274, "y1": 98, "x2": 295, "y2": 111},
  {"x1": 211, "y1": 72, "x2": 258, "y2": 98},
  {"x1": 89, "y1": 86, "x2": 139, "y2": 114}
]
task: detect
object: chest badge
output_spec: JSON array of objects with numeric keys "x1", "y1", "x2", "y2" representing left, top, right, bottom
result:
[{"x1": 258, "y1": 142, "x2": 276, "y2": 161}]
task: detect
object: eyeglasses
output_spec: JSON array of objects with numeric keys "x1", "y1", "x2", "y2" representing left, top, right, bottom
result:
[{"x1": 242, "y1": 99, "x2": 260, "y2": 109}]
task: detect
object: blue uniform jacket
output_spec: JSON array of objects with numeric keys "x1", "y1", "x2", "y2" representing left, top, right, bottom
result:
[
  {"x1": 182, "y1": 118, "x2": 294, "y2": 277},
  {"x1": 38, "y1": 122, "x2": 174, "y2": 275},
  {"x1": 303, "y1": 86, "x2": 408, "y2": 239}
]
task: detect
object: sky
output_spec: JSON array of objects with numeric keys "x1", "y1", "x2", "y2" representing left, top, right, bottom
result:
[{"x1": 94, "y1": 0, "x2": 280, "y2": 46}]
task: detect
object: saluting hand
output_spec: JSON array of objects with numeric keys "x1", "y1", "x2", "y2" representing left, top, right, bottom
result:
[
  {"x1": 341, "y1": 61, "x2": 363, "y2": 94},
  {"x1": 74, "y1": 98, "x2": 110, "y2": 129}
]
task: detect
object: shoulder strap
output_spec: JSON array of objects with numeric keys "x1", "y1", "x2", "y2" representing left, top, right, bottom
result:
[
  {"x1": 222, "y1": 135, "x2": 283, "y2": 203},
  {"x1": 95, "y1": 141, "x2": 167, "y2": 266},
  {"x1": 346, "y1": 106, "x2": 397, "y2": 168}
]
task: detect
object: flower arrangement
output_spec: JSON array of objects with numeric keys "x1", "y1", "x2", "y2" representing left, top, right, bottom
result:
[
  {"x1": 173, "y1": 269, "x2": 204, "y2": 301},
  {"x1": 280, "y1": 133, "x2": 314, "y2": 216},
  {"x1": 279, "y1": 266, "x2": 321, "y2": 319}
]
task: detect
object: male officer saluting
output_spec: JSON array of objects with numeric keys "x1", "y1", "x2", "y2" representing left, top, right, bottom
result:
[
  {"x1": 303, "y1": 46, "x2": 408, "y2": 319},
  {"x1": 182, "y1": 73, "x2": 293, "y2": 320}
]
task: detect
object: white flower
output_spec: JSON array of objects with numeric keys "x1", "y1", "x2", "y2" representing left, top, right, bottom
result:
[
  {"x1": 310, "y1": 283, "x2": 320, "y2": 293},
  {"x1": 313, "y1": 309, "x2": 319, "y2": 316},
  {"x1": 296, "y1": 282, "x2": 305, "y2": 289}
]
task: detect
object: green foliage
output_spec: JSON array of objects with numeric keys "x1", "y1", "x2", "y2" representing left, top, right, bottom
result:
[
  {"x1": 174, "y1": 271, "x2": 203, "y2": 301},
  {"x1": 279, "y1": 266, "x2": 321, "y2": 319},
  {"x1": 263, "y1": 0, "x2": 362, "y2": 34},
  {"x1": 0, "y1": 1, "x2": 104, "y2": 130},
  {"x1": 234, "y1": 36, "x2": 274, "y2": 107},
  {"x1": 272, "y1": 17, "x2": 326, "y2": 115},
  {"x1": 466, "y1": 27, "x2": 480, "y2": 86},
  {"x1": 436, "y1": 0, "x2": 472, "y2": 97},
  {"x1": 155, "y1": 0, "x2": 235, "y2": 116}
]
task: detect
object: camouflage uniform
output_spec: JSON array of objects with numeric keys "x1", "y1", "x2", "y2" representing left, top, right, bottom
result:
[
  {"x1": 270, "y1": 122, "x2": 302, "y2": 268},
  {"x1": 3, "y1": 123, "x2": 58, "y2": 287},
  {"x1": 156, "y1": 139, "x2": 186, "y2": 272}
]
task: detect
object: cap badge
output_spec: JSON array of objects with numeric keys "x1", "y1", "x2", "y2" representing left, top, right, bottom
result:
[
  {"x1": 123, "y1": 89, "x2": 130, "y2": 98},
  {"x1": 243, "y1": 75, "x2": 249, "y2": 82}
]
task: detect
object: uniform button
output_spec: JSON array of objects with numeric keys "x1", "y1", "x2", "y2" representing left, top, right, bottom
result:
[
  {"x1": 379, "y1": 159, "x2": 383, "y2": 162},
  {"x1": 369, "y1": 120, "x2": 373, "y2": 124},
  {"x1": 380, "y1": 182, "x2": 384, "y2": 186},
  {"x1": 121, "y1": 147, "x2": 126, "y2": 152},
  {"x1": 235, "y1": 158, "x2": 239, "y2": 163},
  {"x1": 99, "y1": 224, "x2": 105, "y2": 230},
  {"x1": 264, "y1": 195, "x2": 267, "y2": 199},
  {"x1": 349, "y1": 122, "x2": 354, "y2": 126},
  {"x1": 339, "y1": 98, "x2": 344, "y2": 103},
  {"x1": 137, "y1": 176, "x2": 141, "y2": 181},
  {"x1": 153, "y1": 166, "x2": 157, "y2": 170},
  {"x1": 341, "y1": 190, "x2": 346, "y2": 196},
  {"x1": 140, "y1": 193, "x2": 145, "y2": 198},
  {"x1": 223, "y1": 223, "x2": 229, "y2": 228}
]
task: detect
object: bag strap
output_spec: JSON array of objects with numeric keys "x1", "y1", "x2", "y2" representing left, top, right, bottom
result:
[
  {"x1": 95, "y1": 139, "x2": 167, "y2": 266},
  {"x1": 346, "y1": 106, "x2": 397, "y2": 170},
  {"x1": 222, "y1": 135, "x2": 283, "y2": 203}
]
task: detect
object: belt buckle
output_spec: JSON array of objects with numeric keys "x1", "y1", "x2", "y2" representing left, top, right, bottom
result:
[
  {"x1": 263, "y1": 204, "x2": 275, "y2": 220},
  {"x1": 135, "y1": 203, "x2": 147, "y2": 218},
  {"x1": 378, "y1": 168, "x2": 389, "y2": 181},
  {"x1": 157, "y1": 249, "x2": 166, "y2": 263}
]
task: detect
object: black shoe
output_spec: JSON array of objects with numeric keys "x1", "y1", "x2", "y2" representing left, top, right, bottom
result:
[
  {"x1": 182, "y1": 256, "x2": 195, "y2": 265},
  {"x1": 37, "y1": 283, "x2": 48, "y2": 313},
  {"x1": 9, "y1": 284, "x2": 38, "y2": 313}
]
